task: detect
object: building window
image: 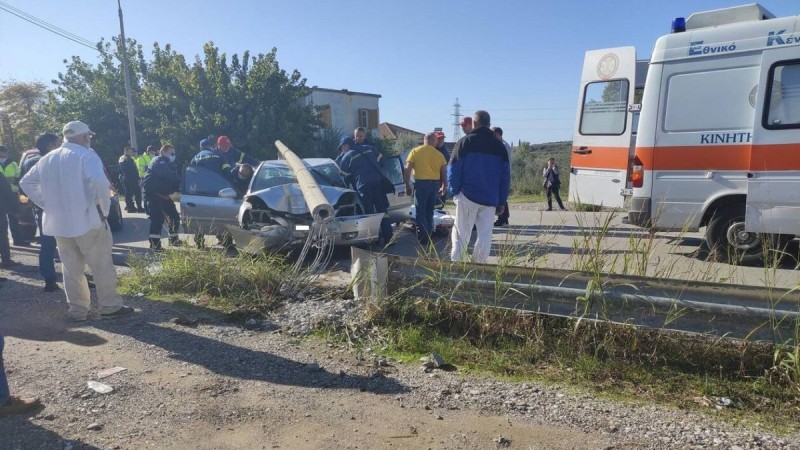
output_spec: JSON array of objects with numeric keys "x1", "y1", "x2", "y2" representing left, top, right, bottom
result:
[{"x1": 359, "y1": 109, "x2": 369, "y2": 129}]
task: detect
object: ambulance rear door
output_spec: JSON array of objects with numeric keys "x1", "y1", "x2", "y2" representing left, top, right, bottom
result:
[
  {"x1": 569, "y1": 47, "x2": 637, "y2": 208},
  {"x1": 746, "y1": 47, "x2": 800, "y2": 235}
]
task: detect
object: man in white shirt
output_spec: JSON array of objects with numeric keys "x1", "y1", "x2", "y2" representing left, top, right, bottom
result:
[{"x1": 20, "y1": 121, "x2": 133, "y2": 321}]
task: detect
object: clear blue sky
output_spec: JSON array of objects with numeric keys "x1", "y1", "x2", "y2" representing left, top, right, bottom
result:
[{"x1": 0, "y1": 0, "x2": 797, "y2": 145}]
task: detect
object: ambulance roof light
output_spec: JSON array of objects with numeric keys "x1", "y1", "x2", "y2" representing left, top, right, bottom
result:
[{"x1": 672, "y1": 17, "x2": 686, "y2": 33}]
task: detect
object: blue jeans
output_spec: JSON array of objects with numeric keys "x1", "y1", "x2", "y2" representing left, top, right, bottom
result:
[
  {"x1": 37, "y1": 210, "x2": 57, "y2": 283},
  {"x1": 414, "y1": 180, "x2": 439, "y2": 242},
  {"x1": 0, "y1": 333, "x2": 9, "y2": 406},
  {"x1": 358, "y1": 181, "x2": 392, "y2": 243}
]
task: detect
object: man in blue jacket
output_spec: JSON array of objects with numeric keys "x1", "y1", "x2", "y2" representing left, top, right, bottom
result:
[
  {"x1": 142, "y1": 145, "x2": 181, "y2": 251},
  {"x1": 447, "y1": 110, "x2": 510, "y2": 263}
]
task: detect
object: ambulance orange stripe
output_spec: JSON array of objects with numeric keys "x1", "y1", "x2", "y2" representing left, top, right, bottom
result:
[
  {"x1": 635, "y1": 144, "x2": 800, "y2": 171},
  {"x1": 569, "y1": 146, "x2": 630, "y2": 170}
]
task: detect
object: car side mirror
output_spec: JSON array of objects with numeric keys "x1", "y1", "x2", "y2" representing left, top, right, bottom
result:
[{"x1": 218, "y1": 188, "x2": 238, "y2": 199}]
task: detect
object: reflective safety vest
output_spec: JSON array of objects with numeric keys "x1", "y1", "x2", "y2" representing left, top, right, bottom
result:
[
  {"x1": 136, "y1": 153, "x2": 153, "y2": 178},
  {"x1": 1, "y1": 160, "x2": 20, "y2": 193}
]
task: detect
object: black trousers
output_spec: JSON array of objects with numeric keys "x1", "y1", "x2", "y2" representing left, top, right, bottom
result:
[
  {"x1": 124, "y1": 181, "x2": 142, "y2": 211},
  {"x1": 497, "y1": 202, "x2": 509, "y2": 223},
  {"x1": 147, "y1": 195, "x2": 180, "y2": 240},
  {"x1": 0, "y1": 212, "x2": 9, "y2": 262},
  {"x1": 546, "y1": 186, "x2": 565, "y2": 210}
]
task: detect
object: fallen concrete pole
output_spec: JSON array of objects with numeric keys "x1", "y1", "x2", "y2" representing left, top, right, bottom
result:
[
  {"x1": 351, "y1": 249, "x2": 800, "y2": 342},
  {"x1": 274, "y1": 140, "x2": 334, "y2": 222}
]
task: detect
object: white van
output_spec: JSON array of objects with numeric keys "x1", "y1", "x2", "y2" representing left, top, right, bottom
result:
[{"x1": 570, "y1": 4, "x2": 800, "y2": 263}]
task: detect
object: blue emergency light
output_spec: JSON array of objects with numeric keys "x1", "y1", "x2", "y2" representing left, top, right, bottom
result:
[{"x1": 672, "y1": 17, "x2": 686, "y2": 33}]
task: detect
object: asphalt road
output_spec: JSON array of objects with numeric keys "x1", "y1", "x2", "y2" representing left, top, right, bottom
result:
[{"x1": 108, "y1": 202, "x2": 799, "y2": 289}]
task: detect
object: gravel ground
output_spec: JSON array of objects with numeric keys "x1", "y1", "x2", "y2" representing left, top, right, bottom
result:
[{"x1": 1, "y1": 248, "x2": 799, "y2": 449}]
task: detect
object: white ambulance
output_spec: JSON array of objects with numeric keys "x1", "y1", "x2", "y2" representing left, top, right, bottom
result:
[{"x1": 569, "y1": 4, "x2": 800, "y2": 264}]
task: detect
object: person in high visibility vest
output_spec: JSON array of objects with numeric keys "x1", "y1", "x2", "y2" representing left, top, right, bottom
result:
[
  {"x1": 135, "y1": 145, "x2": 156, "y2": 178},
  {"x1": 0, "y1": 146, "x2": 25, "y2": 246},
  {"x1": 136, "y1": 145, "x2": 158, "y2": 212}
]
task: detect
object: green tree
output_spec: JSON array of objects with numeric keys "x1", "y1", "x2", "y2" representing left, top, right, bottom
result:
[
  {"x1": 45, "y1": 39, "x2": 322, "y2": 165},
  {"x1": 0, "y1": 80, "x2": 50, "y2": 153}
]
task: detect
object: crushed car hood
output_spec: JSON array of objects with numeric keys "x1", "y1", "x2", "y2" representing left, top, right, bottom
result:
[{"x1": 245, "y1": 183, "x2": 353, "y2": 216}]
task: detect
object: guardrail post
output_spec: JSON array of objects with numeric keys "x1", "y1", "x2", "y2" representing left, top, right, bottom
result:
[{"x1": 351, "y1": 247, "x2": 388, "y2": 303}]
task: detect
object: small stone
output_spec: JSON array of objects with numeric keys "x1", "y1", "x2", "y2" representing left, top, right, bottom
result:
[
  {"x1": 430, "y1": 352, "x2": 446, "y2": 368},
  {"x1": 436, "y1": 415, "x2": 443, "y2": 420},
  {"x1": 86, "y1": 422, "x2": 103, "y2": 431},
  {"x1": 730, "y1": 446, "x2": 745, "y2": 450},
  {"x1": 494, "y1": 436, "x2": 511, "y2": 448}
]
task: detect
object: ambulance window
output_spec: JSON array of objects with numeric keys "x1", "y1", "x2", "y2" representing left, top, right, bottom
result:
[
  {"x1": 579, "y1": 79, "x2": 629, "y2": 135},
  {"x1": 764, "y1": 61, "x2": 800, "y2": 129}
]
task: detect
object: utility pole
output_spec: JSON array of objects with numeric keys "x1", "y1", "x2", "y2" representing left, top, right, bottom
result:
[
  {"x1": 451, "y1": 98, "x2": 462, "y2": 141},
  {"x1": 117, "y1": 0, "x2": 137, "y2": 150}
]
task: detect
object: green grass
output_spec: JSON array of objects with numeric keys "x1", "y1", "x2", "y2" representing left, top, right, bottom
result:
[
  {"x1": 119, "y1": 248, "x2": 295, "y2": 313},
  {"x1": 507, "y1": 193, "x2": 546, "y2": 203},
  {"x1": 321, "y1": 297, "x2": 800, "y2": 432}
]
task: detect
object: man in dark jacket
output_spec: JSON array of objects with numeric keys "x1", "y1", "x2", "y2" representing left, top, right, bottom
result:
[
  {"x1": 448, "y1": 110, "x2": 510, "y2": 263},
  {"x1": 339, "y1": 130, "x2": 392, "y2": 246},
  {"x1": 142, "y1": 145, "x2": 181, "y2": 250},
  {"x1": 118, "y1": 146, "x2": 144, "y2": 213},
  {"x1": 0, "y1": 174, "x2": 18, "y2": 268},
  {"x1": 20, "y1": 133, "x2": 61, "y2": 290},
  {"x1": 191, "y1": 139, "x2": 231, "y2": 174}
]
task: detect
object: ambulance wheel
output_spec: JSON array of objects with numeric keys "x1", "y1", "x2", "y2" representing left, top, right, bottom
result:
[{"x1": 705, "y1": 204, "x2": 787, "y2": 265}]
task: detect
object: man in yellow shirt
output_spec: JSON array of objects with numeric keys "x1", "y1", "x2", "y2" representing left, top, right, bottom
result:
[{"x1": 404, "y1": 132, "x2": 447, "y2": 245}]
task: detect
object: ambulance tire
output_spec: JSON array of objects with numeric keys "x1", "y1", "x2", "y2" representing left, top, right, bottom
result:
[{"x1": 705, "y1": 204, "x2": 787, "y2": 266}]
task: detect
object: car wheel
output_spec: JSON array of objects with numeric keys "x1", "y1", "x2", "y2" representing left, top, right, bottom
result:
[{"x1": 705, "y1": 203, "x2": 788, "y2": 265}]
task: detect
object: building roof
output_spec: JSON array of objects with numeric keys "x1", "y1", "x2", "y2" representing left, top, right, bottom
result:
[
  {"x1": 378, "y1": 122, "x2": 424, "y2": 141},
  {"x1": 311, "y1": 87, "x2": 382, "y2": 98}
]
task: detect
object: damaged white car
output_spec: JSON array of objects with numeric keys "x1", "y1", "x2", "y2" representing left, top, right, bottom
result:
[{"x1": 229, "y1": 158, "x2": 389, "y2": 252}]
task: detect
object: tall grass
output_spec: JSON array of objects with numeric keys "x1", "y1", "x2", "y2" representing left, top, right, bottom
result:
[{"x1": 120, "y1": 248, "x2": 295, "y2": 312}]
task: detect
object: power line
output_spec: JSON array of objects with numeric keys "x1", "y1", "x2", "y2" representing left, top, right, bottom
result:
[{"x1": 0, "y1": 1, "x2": 98, "y2": 51}]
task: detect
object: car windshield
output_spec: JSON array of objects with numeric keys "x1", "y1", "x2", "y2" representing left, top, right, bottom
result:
[{"x1": 250, "y1": 162, "x2": 346, "y2": 192}]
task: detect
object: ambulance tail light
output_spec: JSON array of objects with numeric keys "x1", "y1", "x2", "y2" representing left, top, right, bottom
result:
[{"x1": 631, "y1": 156, "x2": 644, "y2": 188}]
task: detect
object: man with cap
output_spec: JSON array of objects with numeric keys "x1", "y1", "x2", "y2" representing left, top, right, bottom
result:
[
  {"x1": 433, "y1": 131, "x2": 449, "y2": 162},
  {"x1": 118, "y1": 146, "x2": 144, "y2": 213},
  {"x1": 191, "y1": 139, "x2": 230, "y2": 174},
  {"x1": 448, "y1": 110, "x2": 510, "y2": 263},
  {"x1": 20, "y1": 121, "x2": 133, "y2": 321},
  {"x1": 0, "y1": 146, "x2": 25, "y2": 246},
  {"x1": 216, "y1": 135, "x2": 259, "y2": 168},
  {"x1": 143, "y1": 145, "x2": 182, "y2": 251},
  {"x1": 459, "y1": 117, "x2": 474, "y2": 136},
  {"x1": 334, "y1": 137, "x2": 355, "y2": 168}
]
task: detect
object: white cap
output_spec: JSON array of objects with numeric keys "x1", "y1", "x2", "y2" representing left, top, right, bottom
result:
[{"x1": 62, "y1": 120, "x2": 93, "y2": 138}]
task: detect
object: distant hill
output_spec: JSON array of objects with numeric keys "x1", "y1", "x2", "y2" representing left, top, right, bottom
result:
[{"x1": 510, "y1": 141, "x2": 572, "y2": 196}]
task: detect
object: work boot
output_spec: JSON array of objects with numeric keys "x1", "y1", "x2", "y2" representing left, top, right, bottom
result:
[
  {"x1": 0, "y1": 396, "x2": 41, "y2": 416},
  {"x1": 44, "y1": 279, "x2": 60, "y2": 292},
  {"x1": 169, "y1": 237, "x2": 183, "y2": 247},
  {"x1": 149, "y1": 238, "x2": 163, "y2": 252}
]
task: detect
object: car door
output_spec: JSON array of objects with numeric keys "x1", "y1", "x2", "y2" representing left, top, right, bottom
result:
[
  {"x1": 569, "y1": 46, "x2": 637, "y2": 208},
  {"x1": 180, "y1": 166, "x2": 242, "y2": 235},
  {"x1": 745, "y1": 48, "x2": 800, "y2": 235},
  {"x1": 381, "y1": 155, "x2": 413, "y2": 223}
]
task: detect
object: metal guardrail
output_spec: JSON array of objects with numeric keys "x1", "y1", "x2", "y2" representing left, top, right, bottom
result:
[{"x1": 351, "y1": 248, "x2": 800, "y2": 342}]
